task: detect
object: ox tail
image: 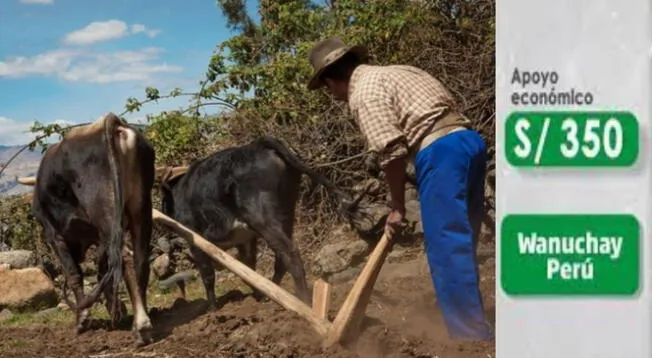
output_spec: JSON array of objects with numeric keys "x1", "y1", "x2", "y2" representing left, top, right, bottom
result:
[
  {"x1": 76, "y1": 113, "x2": 125, "y2": 322},
  {"x1": 257, "y1": 136, "x2": 365, "y2": 222}
]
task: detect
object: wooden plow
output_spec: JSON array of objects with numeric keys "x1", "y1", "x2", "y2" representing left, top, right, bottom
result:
[{"x1": 17, "y1": 172, "x2": 394, "y2": 348}]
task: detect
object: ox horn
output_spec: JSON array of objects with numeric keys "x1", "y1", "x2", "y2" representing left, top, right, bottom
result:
[
  {"x1": 17, "y1": 176, "x2": 36, "y2": 186},
  {"x1": 155, "y1": 165, "x2": 189, "y2": 183}
]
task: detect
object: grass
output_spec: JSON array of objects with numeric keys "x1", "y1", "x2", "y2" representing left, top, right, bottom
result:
[
  {"x1": 0, "y1": 272, "x2": 253, "y2": 329},
  {"x1": 1, "y1": 337, "x2": 29, "y2": 351},
  {"x1": 0, "y1": 305, "x2": 104, "y2": 327}
]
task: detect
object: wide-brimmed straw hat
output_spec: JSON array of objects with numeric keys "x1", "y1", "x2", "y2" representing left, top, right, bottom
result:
[{"x1": 307, "y1": 37, "x2": 369, "y2": 90}]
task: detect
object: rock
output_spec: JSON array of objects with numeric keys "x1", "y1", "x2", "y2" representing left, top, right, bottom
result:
[
  {"x1": 0, "y1": 268, "x2": 58, "y2": 312},
  {"x1": 0, "y1": 263, "x2": 10, "y2": 272},
  {"x1": 404, "y1": 200, "x2": 421, "y2": 223},
  {"x1": 385, "y1": 185, "x2": 419, "y2": 203},
  {"x1": 34, "y1": 306, "x2": 60, "y2": 317},
  {"x1": 406, "y1": 161, "x2": 416, "y2": 180},
  {"x1": 0, "y1": 242, "x2": 10, "y2": 252},
  {"x1": 57, "y1": 302, "x2": 71, "y2": 311},
  {"x1": 0, "y1": 308, "x2": 14, "y2": 323},
  {"x1": 152, "y1": 253, "x2": 171, "y2": 278},
  {"x1": 402, "y1": 199, "x2": 425, "y2": 235},
  {"x1": 312, "y1": 240, "x2": 369, "y2": 276},
  {"x1": 405, "y1": 185, "x2": 419, "y2": 201},
  {"x1": 157, "y1": 236, "x2": 172, "y2": 254},
  {"x1": 350, "y1": 202, "x2": 390, "y2": 233},
  {"x1": 0, "y1": 250, "x2": 36, "y2": 270}
]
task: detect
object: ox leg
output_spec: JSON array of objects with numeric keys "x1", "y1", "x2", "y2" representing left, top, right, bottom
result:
[
  {"x1": 52, "y1": 238, "x2": 90, "y2": 333},
  {"x1": 270, "y1": 213, "x2": 295, "y2": 287},
  {"x1": 169, "y1": 249, "x2": 187, "y2": 300},
  {"x1": 176, "y1": 280, "x2": 187, "y2": 301},
  {"x1": 125, "y1": 212, "x2": 154, "y2": 346},
  {"x1": 236, "y1": 239, "x2": 265, "y2": 302},
  {"x1": 271, "y1": 256, "x2": 287, "y2": 286},
  {"x1": 247, "y1": 221, "x2": 311, "y2": 305},
  {"x1": 191, "y1": 246, "x2": 217, "y2": 310},
  {"x1": 122, "y1": 250, "x2": 153, "y2": 346}
]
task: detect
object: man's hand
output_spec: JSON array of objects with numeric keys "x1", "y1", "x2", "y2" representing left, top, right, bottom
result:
[
  {"x1": 385, "y1": 208, "x2": 407, "y2": 239},
  {"x1": 382, "y1": 155, "x2": 408, "y2": 239}
]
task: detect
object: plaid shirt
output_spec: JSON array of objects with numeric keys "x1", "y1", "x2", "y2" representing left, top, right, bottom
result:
[{"x1": 347, "y1": 64, "x2": 470, "y2": 168}]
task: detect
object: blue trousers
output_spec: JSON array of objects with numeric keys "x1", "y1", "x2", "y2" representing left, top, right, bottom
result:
[{"x1": 414, "y1": 129, "x2": 493, "y2": 340}]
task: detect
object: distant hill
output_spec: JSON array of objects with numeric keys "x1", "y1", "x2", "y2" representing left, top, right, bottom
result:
[{"x1": 0, "y1": 144, "x2": 43, "y2": 197}]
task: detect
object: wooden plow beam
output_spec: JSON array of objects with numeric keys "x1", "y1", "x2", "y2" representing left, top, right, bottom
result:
[{"x1": 16, "y1": 173, "x2": 394, "y2": 347}]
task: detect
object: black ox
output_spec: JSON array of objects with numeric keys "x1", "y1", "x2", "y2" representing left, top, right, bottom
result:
[
  {"x1": 31, "y1": 112, "x2": 156, "y2": 346},
  {"x1": 159, "y1": 136, "x2": 358, "y2": 306}
]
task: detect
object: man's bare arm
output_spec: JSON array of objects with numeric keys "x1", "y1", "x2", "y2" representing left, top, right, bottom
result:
[{"x1": 383, "y1": 156, "x2": 407, "y2": 213}]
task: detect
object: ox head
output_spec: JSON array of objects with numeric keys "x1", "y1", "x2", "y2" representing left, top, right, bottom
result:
[{"x1": 155, "y1": 165, "x2": 188, "y2": 217}]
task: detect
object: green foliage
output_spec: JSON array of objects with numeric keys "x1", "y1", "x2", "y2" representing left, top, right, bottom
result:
[
  {"x1": 144, "y1": 112, "x2": 226, "y2": 165},
  {"x1": 208, "y1": 0, "x2": 427, "y2": 120},
  {"x1": 0, "y1": 195, "x2": 38, "y2": 250}
]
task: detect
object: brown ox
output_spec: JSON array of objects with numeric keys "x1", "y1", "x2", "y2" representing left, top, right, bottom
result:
[{"x1": 31, "y1": 112, "x2": 156, "y2": 346}]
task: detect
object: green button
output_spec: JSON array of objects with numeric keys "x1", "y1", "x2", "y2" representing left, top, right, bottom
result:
[
  {"x1": 504, "y1": 111, "x2": 639, "y2": 167},
  {"x1": 501, "y1": 214, "x2": 640, "y2": 296}
]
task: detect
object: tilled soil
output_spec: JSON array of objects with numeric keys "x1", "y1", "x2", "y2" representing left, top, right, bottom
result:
[{"x1": 0, "y1": 251, "x2": 495, "y2": 358}]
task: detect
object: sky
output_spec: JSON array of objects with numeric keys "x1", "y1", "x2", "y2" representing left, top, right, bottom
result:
[{"x1": 0, "y1": 0, "x2": 260, "y2": 146}]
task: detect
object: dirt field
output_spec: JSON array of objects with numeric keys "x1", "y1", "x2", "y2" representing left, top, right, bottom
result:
[{"x1": 0, "y1": 243, "x2": 495, "y2": 358}]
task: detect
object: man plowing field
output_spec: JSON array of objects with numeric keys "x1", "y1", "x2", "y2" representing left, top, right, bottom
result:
[{"x1": 306, "y1": 37, "x2": 494, "y2": 341}]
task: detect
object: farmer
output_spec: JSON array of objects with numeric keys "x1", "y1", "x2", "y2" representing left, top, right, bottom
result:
[{"x1": 306, "y1": 37, "x2": 493, "y2": 341}]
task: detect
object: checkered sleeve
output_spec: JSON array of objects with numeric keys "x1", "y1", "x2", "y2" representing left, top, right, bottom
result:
[{"x1": 356, "y1": 96, "x2": 409, "y2": 168}]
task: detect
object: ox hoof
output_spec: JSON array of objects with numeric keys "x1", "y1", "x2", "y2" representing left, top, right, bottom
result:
[
  {"x1": 205, "y1": 299, "x2": 218, "y2": 312},
  {"x1": 75, "y1": 309, "x2": 91, "y2": 334},
  {"x1": 75, "y1": 323, "x2": 87, "y2": 335},
  {"x1": 133, "y1": 322, "x2": 154, "y2": 347}
]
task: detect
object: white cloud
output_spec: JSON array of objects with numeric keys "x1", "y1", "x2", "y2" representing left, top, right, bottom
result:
[
  {"x1": 63, "y1": 20, "x2": 161, "y2": 46},
  {"x1": 0, "y1": 117, "x2": 73, "y2": 146},
  {"x1": 63, "y1": 20, "x2": 128, "y2": 45},
  {"x1": 19, "y1": 0, "x2": 53, "y2": 4},
  {"x1": 2, "y1": 20, "x2": 170, "y2": 82},
  {"x1": 0, "y1": 117, "x2": 34, "y2": 146},
  {"x1": 0, "y1": 47, "x2": 182, "y2": 83},
  {"x1": 130, "y1": 24, "x2": 161, "y2": 38}
]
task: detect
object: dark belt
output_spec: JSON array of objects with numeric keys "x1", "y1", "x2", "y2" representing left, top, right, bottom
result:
[{"x1": 410, "y1": 112, "x2": 469, "y2": 161}]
